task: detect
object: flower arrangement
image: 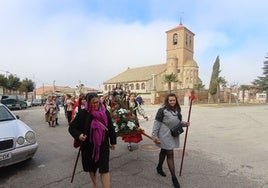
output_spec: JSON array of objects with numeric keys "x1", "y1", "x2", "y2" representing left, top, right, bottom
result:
[{"x1": 107, "y1": 99, "x2": 139, "y2": 135}]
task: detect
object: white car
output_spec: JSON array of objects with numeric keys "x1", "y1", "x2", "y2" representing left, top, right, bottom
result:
[
  {"x1": 25, "y1": 100, "x2": 32, "y2": 108},
  {"x1": 0, "y1": 103, "x2": 38, "y2": 167}
]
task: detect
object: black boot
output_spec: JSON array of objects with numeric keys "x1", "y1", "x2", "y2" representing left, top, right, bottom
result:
[
  {"x1": 172, "y1": 176, "x2": 180, "y2": 188},
  {"x1": 156, "y1": 166, "x2": 166, "y2": 177}
]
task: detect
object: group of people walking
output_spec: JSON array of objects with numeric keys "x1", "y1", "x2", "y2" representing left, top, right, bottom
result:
[{"x1": 67, "y1": 89, "x2": 189, "y2": 188}]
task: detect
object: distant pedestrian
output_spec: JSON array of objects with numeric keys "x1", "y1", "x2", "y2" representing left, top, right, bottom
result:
[
  {"x1": 52, "y1": 96, "x2": 60, "y2": 125},
  {"x1": 71, "y1": 93, "x2": 86, "y2": 121},
  {"x1": 44, "y1": 95, "x2": 57, "y2": 127},
  {"x1": 136, "y1": 94, "x2": 143, "y2": 105},
  {"x1": 64, "y1": 94, "x2": 74, "y2": 124}
]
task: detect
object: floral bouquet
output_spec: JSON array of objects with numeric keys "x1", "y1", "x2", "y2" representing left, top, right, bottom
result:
[{"x1": 107, "y1": 99, "x2": 140, "y2": 136}]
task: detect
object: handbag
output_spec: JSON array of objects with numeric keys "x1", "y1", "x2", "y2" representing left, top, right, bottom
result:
[{"x1": 170, "y1": 123, "x2": 184, "y2": 137}]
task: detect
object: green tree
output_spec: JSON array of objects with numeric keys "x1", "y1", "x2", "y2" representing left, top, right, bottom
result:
[
  {"x1": 6, "y1": 74, "x2": 21, "y2": 91},
  {"x1": 163, "y1": 73, "x2": 178, "y2": 93},
  {"x1": 19, "y1": 78, "x2": 35, "y2": 99},
  {"x1": 208, "y1": 56, "x2": 221, "y2": 103},
  {"x1": 252, "y1": 55, "x2": 268, "y2": 102},
  {"x1": 215, "y1": 76, "x2": 227, "y2": 103},
  {"x1": 0, "y1": 74, "x2": 7, "y2": 95},
  {"x1": 0, "y1": 74, "x2": 7, "y2": 87}
]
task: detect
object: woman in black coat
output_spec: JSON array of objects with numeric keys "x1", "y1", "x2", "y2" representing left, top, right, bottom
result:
[{"x1": 69, "y1": 92, "x2": 116, "y2": 188}]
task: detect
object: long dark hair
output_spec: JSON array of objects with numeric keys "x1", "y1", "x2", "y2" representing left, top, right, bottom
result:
[
  {"x1": 155, "y1": 93, "x2": 182, "y2": 122},
  {"x1": 85, "y1": 92, "x2": 98, "y2": 112},
  {"x1": 77, "y1": 93, "x2": 86, "y2": 113},
  {"x1": 163, "y1": 93, "x2": 181, "y2": 113}
]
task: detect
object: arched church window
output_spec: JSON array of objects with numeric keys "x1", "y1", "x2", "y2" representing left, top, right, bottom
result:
[
  {"x1": 141, "y1": 82, "x2": 145, "y2": 89},
  {"x1": 136, "y1": 83, "x2": 140, "y2": 90},
  {"x1": 173, "y1": 33, "x2": 178, "y2": 45},
  {"x1": 130, "y1": 84, "x2": 134, "y2": 90}
]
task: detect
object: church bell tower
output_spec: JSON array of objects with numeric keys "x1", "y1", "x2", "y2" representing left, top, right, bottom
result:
[{"x1": 165, "y1": 22, "x2": 199, "y2": 89}]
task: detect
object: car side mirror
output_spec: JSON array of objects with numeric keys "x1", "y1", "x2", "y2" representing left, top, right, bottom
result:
[{"x1": 16, "y1": 115, "x2": 20, "y2": 119}]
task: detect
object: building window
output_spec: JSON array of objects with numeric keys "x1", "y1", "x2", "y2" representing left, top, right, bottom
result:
[
  {"x1": 130, "y1": 84, "x2": 134, "y2": 90},
  {"x1": 124, "y1": 84, "x2": 129, "y2": 91},
  {"x1": 173, "y1": 33, "x2": 178, "y2": 45},
  {"x1": 141, "y1": 82, "x2": 145, "y2": 89},
  {"x1": 186, "y1": 34, "x2": 188, "y2": 46},
  {"x1": 136, "y1": 83, "x2": 140, "y2": 90},
  {"x1": 189, "y1": 36, "x2": 192, "y2": 47}
]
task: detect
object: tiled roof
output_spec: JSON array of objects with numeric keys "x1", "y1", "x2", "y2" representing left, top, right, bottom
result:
[
  {"x1": 104, "y1": 64, "x2": 166, "y2": 84},
  {"x1": 166, "y1": 23, "x2": 195, "y2": 35},
  {"x1": 35, "y1": 86, "x2": 70, "y2": 95},
  {"x1": 35, "y1": 86, "x2": 98, "y2": 95}
]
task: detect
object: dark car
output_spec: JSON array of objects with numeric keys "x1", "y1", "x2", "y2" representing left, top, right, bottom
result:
[{"x1": 0, "y1": 95, "x2": 27, "y2": 110}]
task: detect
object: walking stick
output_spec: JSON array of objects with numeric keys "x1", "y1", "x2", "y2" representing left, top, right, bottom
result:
[
  {"x1": 179, "y1": 92, "x2": 196, "y2": 176},
  {"x1": 71, "y1": 146, "x2": 81, "y2": 183}
]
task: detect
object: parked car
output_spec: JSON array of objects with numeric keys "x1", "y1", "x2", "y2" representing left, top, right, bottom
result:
[
  {"x1": 0, "y1": 103, "x2": 38, "y2": 167},
  {"x1": 24, "y1": 100, "x2": 32, "y2": 108},
  {"x1": 0, "y1": 95, "x2": 27, "y2": 110},
  {"x1": 32, "y1": 99, "x2": 42, "y2": 106}
]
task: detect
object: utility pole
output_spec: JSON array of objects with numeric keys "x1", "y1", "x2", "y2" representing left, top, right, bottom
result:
[
  {"x1": 53, "y1": 80, "x2": 56, "y2": 93},
  {"x1": 0, "y1": 69, "x2": 10, "y2": 78}
]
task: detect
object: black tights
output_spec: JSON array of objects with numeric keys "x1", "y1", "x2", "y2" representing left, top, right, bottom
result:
[{"x1": 157, "y1": 148, "x2": 176, "y2": 177}]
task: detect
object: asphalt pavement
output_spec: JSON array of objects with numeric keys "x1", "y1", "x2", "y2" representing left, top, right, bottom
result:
[{"x1": 67, "y1": 103, "x2": 268, "y2": 188}]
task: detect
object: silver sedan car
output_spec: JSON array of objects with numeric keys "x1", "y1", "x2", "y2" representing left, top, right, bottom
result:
[{"x1": 0, "y1": 103, "x2": 38, "y2": 167}]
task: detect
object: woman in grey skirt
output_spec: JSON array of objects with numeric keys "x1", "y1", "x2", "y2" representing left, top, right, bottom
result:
[{"x1": 152, "y1": 93, "x2": 189, "y2": 188}]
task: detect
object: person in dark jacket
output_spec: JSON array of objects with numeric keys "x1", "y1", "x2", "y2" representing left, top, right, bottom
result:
[{"x1": 69, "y1": 92, "x2": 117, "y2": 188}]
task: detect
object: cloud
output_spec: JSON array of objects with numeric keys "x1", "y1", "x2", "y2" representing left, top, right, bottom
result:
[{"x1": 0, "y1": 0, "x2": 267, "y2": 90}]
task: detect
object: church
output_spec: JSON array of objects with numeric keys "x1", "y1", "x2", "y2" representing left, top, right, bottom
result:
[{"x1": 103, "y1": 22, "x2": 202, "y2": 100}]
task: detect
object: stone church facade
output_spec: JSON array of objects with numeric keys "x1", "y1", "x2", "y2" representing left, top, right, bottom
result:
[{"x1": 103, "y1": 22, "x2": 201, "y2": 95}]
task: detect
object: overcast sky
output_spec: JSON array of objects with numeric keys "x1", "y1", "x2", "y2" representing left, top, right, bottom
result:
[{"x1": 0, "y1": 0, "x2": 267, "y2": 89}]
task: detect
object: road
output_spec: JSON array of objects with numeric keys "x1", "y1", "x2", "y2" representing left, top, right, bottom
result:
[{"x1": 0, "y1": 104, "x2": 268, "y2": 188}]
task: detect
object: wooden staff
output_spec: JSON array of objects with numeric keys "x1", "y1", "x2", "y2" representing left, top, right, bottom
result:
[
  {"x1": 71, "y1": 145, "x2": 81, "y2": 183},
  {"x1": 140, "y1": 129, "x2": 153, "y2": 141},
  {"x1": 179, "y1": 92, "x2": 196, "y2": 176}
]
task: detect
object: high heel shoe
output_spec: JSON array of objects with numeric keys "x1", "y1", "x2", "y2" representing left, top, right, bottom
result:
[
  {"x1": 127, "y1": 144, "x2": 132, "y2": 151},
  {"x1": 156, "y1": 166, "x2": 166, "y2": 177},
  {"x1": 172, "y1": 176, "x2": 180, "y2": 188}
]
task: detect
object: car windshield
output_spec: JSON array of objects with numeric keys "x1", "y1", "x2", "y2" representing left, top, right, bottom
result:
[{"x1": 0, "y1": 105, "x2": 15, "y2": 121}]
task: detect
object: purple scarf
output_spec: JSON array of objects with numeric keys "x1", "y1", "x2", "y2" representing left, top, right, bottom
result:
[{"x1": 90, "y1": 104, "x2": 108, "y2": 163}]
